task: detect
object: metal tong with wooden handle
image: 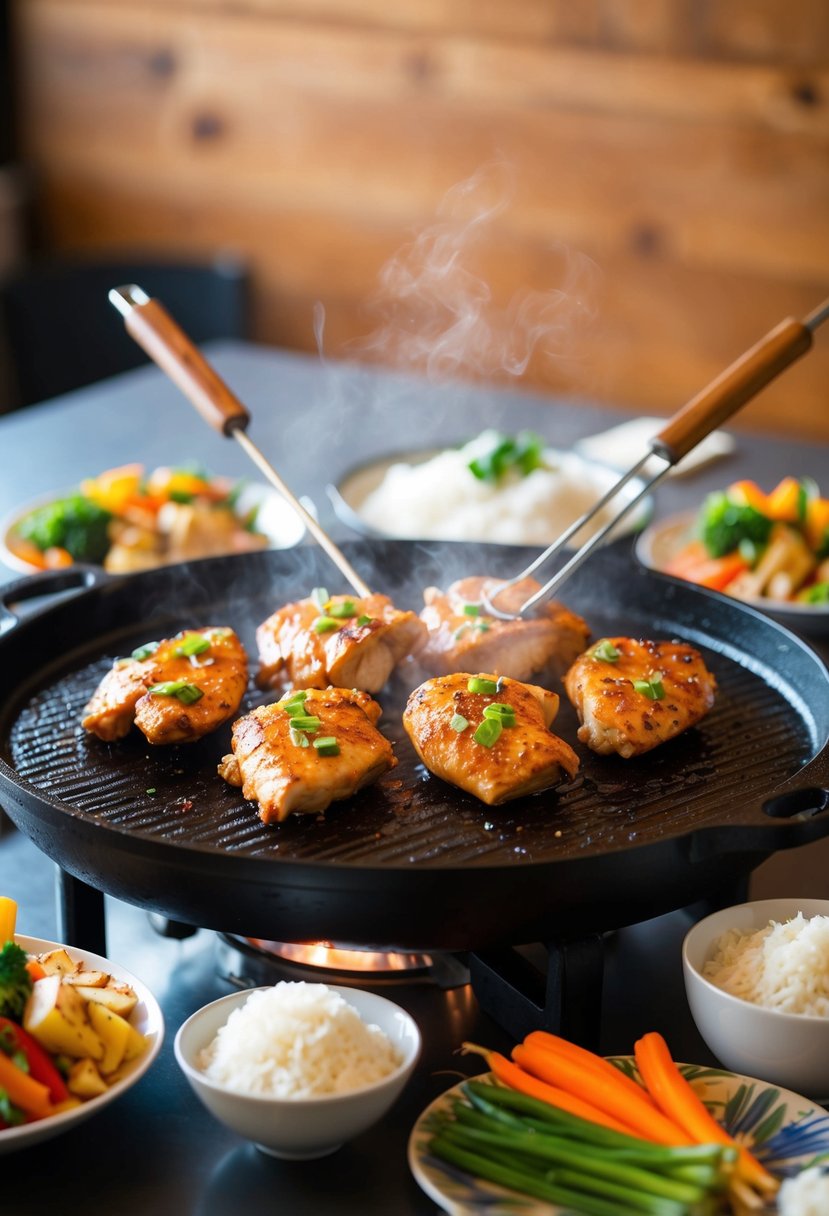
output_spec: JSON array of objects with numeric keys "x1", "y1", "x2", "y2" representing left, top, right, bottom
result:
[
  {"x1": 108, "y1": 284, "x2": 372, "y2": 598},
  {"x1": 483, "y1": 297, "x2": 829, "y2": 619}
]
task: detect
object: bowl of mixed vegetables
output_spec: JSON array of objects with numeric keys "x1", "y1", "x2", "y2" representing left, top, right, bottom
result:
[
  {"x1": 636, "y1": 477, "x2": 829, "y2": 635},
  {"x1": 0, "y1": 896, "x2": 163, "y2": 1152},
  {"x1": 1, "y1": 463, "x2": 306, "y2": 576}
]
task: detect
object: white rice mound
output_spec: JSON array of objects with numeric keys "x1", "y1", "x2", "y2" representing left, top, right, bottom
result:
[
  {"x1": 198, "y1": 982, "x2": 403, "y2": 1098},
  {"x1": 702, "y1": 913, "x2": 829, "y2": 1016},
  {"x1": 778, "y1": 1165, "x2": 829, "y2": 1216}
]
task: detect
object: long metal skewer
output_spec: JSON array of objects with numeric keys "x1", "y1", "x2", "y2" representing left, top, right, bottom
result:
[
  {"x1": 483, "y1": 297, "x2": 829, "y2": 619},
  {"x1": 108, "y1": 285, "x2": 372, "y2": 598}
]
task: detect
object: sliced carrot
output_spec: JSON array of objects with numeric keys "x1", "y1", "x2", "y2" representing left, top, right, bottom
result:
[
  {"x1": 25, "y1": 959, "x2": 46, "y2": 982},
  {"x1": 805, "y1": 497, "x2": 829, "y2": 551},
  {"x1": 667, "y1": 550, "x2": 749, "y2": 592},
  {"x1": 512, "y1": 1042, "x2": 691, "y2": 1147},
  {"x1": 728, "y1": 480, "x2": 769, "y2": 514},
  {"x1": 765, "y1": 477, "x2": 802, "y2": 523},
  {"x1": 0, "y1": 1051, "x2": 54, "y2": 1119},
  {"x1": 460, "y1": 1043, "x2": 635, "y2": 1135},
  {"x1": 523, "y1": 1030, "x2": 659, "y2": 1108},
  {"x1": 634, "y1": 1032, "x2": 778, "y2": 1197},
  {"x1": 43, "y1": 547, "x2": 74, "y2": 570}
]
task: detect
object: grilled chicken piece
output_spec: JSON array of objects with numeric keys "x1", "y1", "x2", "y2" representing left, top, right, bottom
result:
[
  {"x1": 219, "y1": 687, "x2": 396, "y2": 822},
  {"x1": 564, "y1": 637, "x2": 717, "y2": 759},
  {"x1": 418, "y1": 576, "x2": 590, "y2": 683},
  {"x1": 256, "y1": 591, "x2": 427, "y2": 693},
  {"x1": 82, "y1": 627, "x2": 248, "y2": 745},
  {"x1": 403, "y1": 672, "x2": 579, "y2": 805}
]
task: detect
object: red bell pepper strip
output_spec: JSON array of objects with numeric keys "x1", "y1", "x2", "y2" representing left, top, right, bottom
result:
[{"x1": 0, "y1": 1017, "x2": 70, "y2": 1103}]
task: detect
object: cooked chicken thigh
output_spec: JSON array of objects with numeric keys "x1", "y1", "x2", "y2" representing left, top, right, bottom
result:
[
  {"x1": 256, "y1": 591, "x2": 427, "y2": 694},
  {"x1": 82, "y1": 627, "x2": 248, "y2": 745},
  {"x1": 418, "y1": 576, "x2": 589, "y2": 683},
  {"x1": 219, "y1": 686, "x2": 396, "y2": 822},
  {"x1": 403, "y1": 672, "x2": 579, "y2": 805},
  {"x1": 564, "y1": 637, "x2": 717, "y2": 759}
]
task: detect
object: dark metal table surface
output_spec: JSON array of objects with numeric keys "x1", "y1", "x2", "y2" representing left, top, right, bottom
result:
[{"x1": 0, "y1": 342, "x2": 827, "y2": 1215}]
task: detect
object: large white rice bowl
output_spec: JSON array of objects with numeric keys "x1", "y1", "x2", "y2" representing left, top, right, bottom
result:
[
  {"x1": 683, "y1": 898, "x2": 829, "y2": 1098},
  {"x1": 175, "y1": 983, "x2": 421, "y2": 1158}
]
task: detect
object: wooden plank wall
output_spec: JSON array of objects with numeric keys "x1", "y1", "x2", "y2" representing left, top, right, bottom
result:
[{"x1": 11, "y1": 0, "x2": 829, "y2": 439}]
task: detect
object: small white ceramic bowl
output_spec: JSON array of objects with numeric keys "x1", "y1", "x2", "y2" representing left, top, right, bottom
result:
[
  {"x1": 683, "y1": 898, "x2": 829, "y2": 1099},
  {"x1": 174, "y1": 984, "x2": 421, "y2": 1159}
]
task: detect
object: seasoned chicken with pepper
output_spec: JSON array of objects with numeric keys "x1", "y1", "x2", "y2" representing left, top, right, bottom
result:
[
  {"x1": 218, "y1": 687, "x2": 396, "y2": 823},
  {"x1": 82, "y1": 627, "x2": 248, "y2": 745},
  {"x1": 418, "y1": 576, "x2": 590, "y2": 683},
  {"x1": 256, "y1": 589, "x2": 427, "y2": 694},
  {"x1": 564, "y1": 637, "x2": 717, "y2": 759},
  {"x1": 403, "y1": 672, "x2": 579, "y2": 806}
]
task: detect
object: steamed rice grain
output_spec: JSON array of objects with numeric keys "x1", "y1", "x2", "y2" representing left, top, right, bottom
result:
[
  {"x1": 703, "y1": 913, "x2": 829, "y2": 1016},
  {"x1": 198, "y1": 982, "x2": 403, "y2": 1097}
]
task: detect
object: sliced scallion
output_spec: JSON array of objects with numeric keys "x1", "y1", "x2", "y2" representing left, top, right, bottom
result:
[
  {"x1": 467, "y1": 677, "x2": 498, "y2": 696},
  {"x1": 147, "y1": 680, "x2": 204, "y2": 705},
  {"x1": 483, "y1": 703, "x2": 516, "y2": 726},
  {"x1": 462, "y1": 603, "x2": 481, "y2": 617},
  {"x1": 287, "y1": 715, "x2": 321, "y2": 733},
  {"x1": 174, "y1": 634, "x2": 211, "y2": 658},
  {"x1": 474, "y1": 718, "x2": 503, "y2": 747},
  {"x1": 591, "y1": 640, "x2": 621, "y2": 664},
  {"x1": 311, "y1": 587, "x2": 329, "y2": 609},
  {"x1": 633, "y1": 676, "x2": 665, "y2": 700},
  {"x1": 313, "y1": 616, "x2": 339, "y2": 633},
  {"x1": 356, "y1": 614, "x2": 372, "y2": 627},
  {"x1": 326, "y1": 599, "x2": 357, "y2": 619},
  {"x1": 313, "y1": 736, "x2": 340, "y2": 756},
  {"x1": 450, "y1": 713, "x2": 469, "y2": 733},
  {"x1": 290, "y1": 727, "x2": 310, "y2": 748},
  {"x1": 131, "y1": 641, "x2": 160, "y2": 661}
]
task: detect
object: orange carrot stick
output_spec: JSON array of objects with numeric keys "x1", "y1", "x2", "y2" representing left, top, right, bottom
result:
[
  {"x1": 460, "y1": 1043, "x2": 635, "y2": 1136},
  {"x1": 523, "y1": 1030, "x2": 659, "y2": 1108},
  {"x1": 25, "y1": 959, "x2": 46, "y2": 982},
  {"x1": 512, "y1": 1042, "x2": 692, "y2": 1147},
  {"x1": 0, "y1": 1051, "x2": 54, "y2": 1119},
  {"x1": 634, "y1": 1032, "x2": 778, "y2": 1197}
]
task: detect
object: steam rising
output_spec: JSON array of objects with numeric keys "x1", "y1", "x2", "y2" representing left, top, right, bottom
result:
[{"x1": 342, "y1": 162, "x2": 600, "y2": 386}]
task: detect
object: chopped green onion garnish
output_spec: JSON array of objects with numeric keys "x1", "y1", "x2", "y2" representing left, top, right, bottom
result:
[
  {"x1": 131, "y1": 641, "x2": 159, "y2": 661},
  {"x1": 147, "y1": 680, "x2": 204, "y2": 704},
  {"x1": 591, "y1": 640, "x2": 621, "y2": 664},
  {"x1": 146, "y1": 788, "x2": 157, "y2": 795},
  {"x1": 633, "y1": 676, "x2": 665, "y2": 700},
  {"x1": 281, "y1": 690, "x2": 308, "y2": 705},
  {"x1": 462, "y1": 603, "x2": 481, "y2": 617},
  {"x1": 356, "y1": 614, "x2": 372, "y2": 627},
  {"x1": 290, "y1": 727, "x2": 310, "y2": 748},
  {"x1": 326, "y1": 599, "x2": 357, "y2": 619},
  {"x1": 174, "y1": 634, "x2": 211, "y2": 657},
  {"x1": 467, "y1": 430, "x2": 545, "y2": 483},
  {"x1": 474, "y1": 718, "x2": 503, "y2": 747},
  {"x1": 284, "y1": 700, "x2": 310, "y2": 718},
  {"x1": 313, "y1": 616, "x2": 340, "y2": 633},
  {"x1": 313, "y1": 736, "x2": 340, "y2": 756},
  {"x1": 483, "y1": 703, "x2": 516, "y2": 725},
  {"x1": 450, "y1": 713, "x2": 469, "y2": 733},
  {"x1": 467, "y1": 677, "x2": 499, "y2": 695},
  {"x1": 311, "y1": 587, "x2": 329, "y2": 609},
  {"x1": 287, "y1": 715, "x2": 321, "y2": 733}
]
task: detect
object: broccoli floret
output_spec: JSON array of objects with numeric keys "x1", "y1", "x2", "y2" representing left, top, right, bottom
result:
[
  {"x1": 0, "y1": 942, "x2": 33, "y2": 1021},
  {"x1": 698, "y1": 491, "x2": 773, "y2": 558},
  {"x1": 17, "y1": 494, "x2": 112, "y2": 562}
]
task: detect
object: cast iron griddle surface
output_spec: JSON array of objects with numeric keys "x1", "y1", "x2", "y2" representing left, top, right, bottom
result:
[{"x1": 2, "y1": 541, "x2": 816, "y2": 869}]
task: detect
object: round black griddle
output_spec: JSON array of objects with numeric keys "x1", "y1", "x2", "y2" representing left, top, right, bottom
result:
[{"x1": 0, "y1": 540, "x2": 827, "y2": 951}]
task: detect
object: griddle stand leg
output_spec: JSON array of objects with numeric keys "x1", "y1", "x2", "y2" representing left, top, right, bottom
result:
[
  {"x1": 468, "y1": 935, "x2": 604, "y2": 1051},
  {"x1": 55, "y1": 867, "x2": 107, "y2": 957}
]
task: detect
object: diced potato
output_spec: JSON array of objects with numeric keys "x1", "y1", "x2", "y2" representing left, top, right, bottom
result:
[
  {"x1": 67, "y1": 1058, "x2": 108, "y2": 1099},
  {"x1": 23, "y1": 975, "x2": 104, "y2": 1060},
  {"x1": 87, "y1": 1001, "x2": 131, "y2": 1074},
  {"x1": 36, "y1": 948, "x2": 77, "y2": 977},
  {"x1": 73, "y1": 983, "x2": 138, "y2": 1018},
  {"x1": 65, "y1": 969, "x2": 111, "y2": 989},
  {"x1": 122, "y1": 1022, "x2": 149, "y2": 1064}
]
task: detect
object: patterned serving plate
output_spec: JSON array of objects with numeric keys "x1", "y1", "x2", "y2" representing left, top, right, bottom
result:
[{"x1": 408, "y1": 1062, "x2": 829, "y2": 1214}]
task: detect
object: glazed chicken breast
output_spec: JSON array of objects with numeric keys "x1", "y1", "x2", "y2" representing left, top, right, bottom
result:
[
  {"x1": 82, "y1": 627, "x2": 248, "y2": 745},
  {"x1": 219, "y1": 686, "x2": 396, "y2": 823},
  {"x1": 403, "y1": 672, "x2": 580, "y2": 806},
  {"x1": 418, "y1": 576, "x2": 589, "y2": 683},
  {"x1": 256, "y1": 590, "x2": 427, "y2": 694},
  {"x1": 564, "y1": 637, "x2": 717, "y2": 759}
]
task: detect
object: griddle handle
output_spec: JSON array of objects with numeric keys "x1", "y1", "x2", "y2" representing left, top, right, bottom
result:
[
  {"x1": 110, "y1": 287, "x2": 251, "y2": 437},
  {"x1": 651, "y1": 318, "x2": 813, "y2": 464},
  {"x1": 0, "y1": 566, "x2": 108, "y2": 636}
]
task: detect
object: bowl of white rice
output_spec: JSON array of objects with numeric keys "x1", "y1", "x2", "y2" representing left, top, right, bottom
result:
[
  {"x1": 682, "y1": 898, "x2": 829, "y2": 1099},
  {"x1": 174, "y1": 981, "x2": 421, "y2": 1158}
]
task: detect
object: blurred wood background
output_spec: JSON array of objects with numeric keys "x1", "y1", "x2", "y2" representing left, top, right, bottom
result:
[{"x1": 9, "y1": 0, "x2": 829, "y2": 439}]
